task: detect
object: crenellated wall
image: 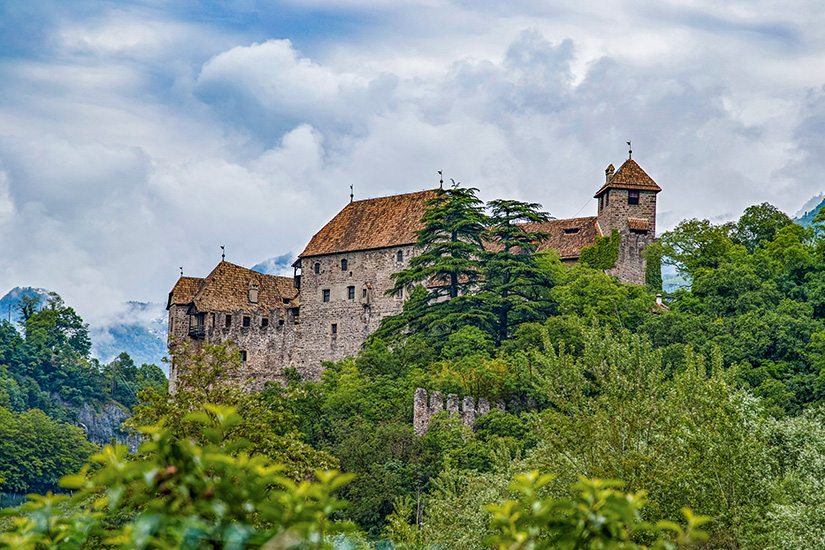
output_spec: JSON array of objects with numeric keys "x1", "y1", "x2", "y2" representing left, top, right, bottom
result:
[{"x1": 413, "y1": 387, "x2": 505, "y2": 435}]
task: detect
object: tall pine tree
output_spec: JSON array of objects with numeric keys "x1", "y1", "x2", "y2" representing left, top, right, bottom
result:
[{"x1": 482, "y1": 199, "x2": 554, "y2": 341}]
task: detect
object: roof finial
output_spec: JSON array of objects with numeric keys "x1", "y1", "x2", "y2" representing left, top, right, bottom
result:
[
  {"x1": 220, "y1": 245, "x2": 225, "y2": 261},
  {"x1": 438, "y1": 170, "x2": 443, "y2": 189},
  {"x1": 350, "y1": 184, "x2": 354, "y2": 203},
  {"x1": 180, "y1": 266, "x2": 183, "y2": 277},
  {"x1": 627, "y1": 140, "x2": 632, "y2": 160}
]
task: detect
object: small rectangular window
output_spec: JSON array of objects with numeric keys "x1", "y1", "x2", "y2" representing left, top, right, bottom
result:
[
  {"x1": 240, "y1": 350, "x2": 247, "y2": 362},
  {"x1": 348, "y1": 286, "x2": 355, "y2": 300},
  {"x1": 323, "y1": 289, "x2": 330, "y2": 302},
  {"x1": 261, "y1": 317, "x2": 269, "y2": 328},
  {"x1": 243, "y1": 316, "x2": 251, "y2": 327},
  {"x1": 314, "y1": 262, "x2": 320, "y2": 274},
  {"x1": 397, "y1": 250, "x2": 404, "y2": 262},
  {"x1": 362, "y1": 288, "x2": 367, "y2": 298},
  {"x1": 225, "y1": 315, "x2": 232, "y2": 328},
  {"x1": 278, "y1": 319, "x2": 284, "y2": 326},
  {"x1": 628, "y1": 190, "x2": 640, "y2": 205},
  {"x1": 341, "y1": 259, "x2": 348, "y2": 271},
  {"x1": 331, "y1": 323, "x2": 337, "y2": 335}
]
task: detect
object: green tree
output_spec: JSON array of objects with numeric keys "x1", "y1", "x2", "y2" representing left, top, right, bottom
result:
[
  {"x1": 733, "y1": 202, "x2": 792, "y2": 252},
  {"x1": 390, "y1": 183, "x2": 487, "y2": 300},
  {"x1": 482, "y1": 199, "x2": 554, "y2": 341},
  {"x1": 0, "y1": 406, "x2": 97, "y2": 494},
  {"x1": 130, "y1": 342, "x2": 336, "y2": 481},
  {"x1": 1, "y1": 406, "x2": 354, "y2": 550}
]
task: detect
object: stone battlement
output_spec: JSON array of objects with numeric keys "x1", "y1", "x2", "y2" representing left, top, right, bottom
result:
[{"x1": 413, "y1": 387, "x2": 505, "y2": 436}]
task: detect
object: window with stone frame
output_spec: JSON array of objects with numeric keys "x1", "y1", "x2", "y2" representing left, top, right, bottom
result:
[
  {"x1": 628, "y1": 190, "x2": 640, "y2": 205},
  {"x1": 397, "y1": 250, "x2": 403, "y2": 262},
  {"x1": 331, "y1": 323, "x2": 337, "y2": 336},
  {"x1": 347, "y1": 286, "x2": 355, "y2": 300},
  {"x1": 225, "y1": 314, "x2": 232, "y2": 328},
  {"x1": 341, "y1": 258, "x2": 348, "y2": 271},
  {"x1": 243, "y1": 316, "x2": 251, "y2": 327},
  {"x1": 314, "y1": 262, "x2": 320, "y2": 274},
  {"x1": 240, "y1": 350, "x2": 247, "y2": 362},
  {"x1": 323, "y1": 289, "x2": 330, "y2": 302}
]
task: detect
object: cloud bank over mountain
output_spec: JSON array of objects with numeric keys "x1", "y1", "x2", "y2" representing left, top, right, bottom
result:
[{"x1": 0, "y1": 0, "x2": 824, "y2": 323}]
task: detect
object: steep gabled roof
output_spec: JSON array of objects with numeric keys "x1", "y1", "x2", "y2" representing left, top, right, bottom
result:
[
  {"x1": 528, "y1": 216, "x2": 601, "y2": 260},
  {"x1": 299, "y1": 190, "x2": 438, "y2": 258},
  {"x1": 167, "y1": 262, "x2": 298, "y2": 313},
  {"x1": 167, "y1": 276, "x2": 204, "y2": 309},
  {"x1": 594, "y1": 159, "x2": 661, "y2": 197}
]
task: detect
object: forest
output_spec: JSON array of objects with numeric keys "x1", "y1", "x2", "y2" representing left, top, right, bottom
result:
[{"x1": 3, "y1": 188, "x2": 825, "y2": 549}]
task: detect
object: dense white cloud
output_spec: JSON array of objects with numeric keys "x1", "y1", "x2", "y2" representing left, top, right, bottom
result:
[{"x1": 0, "y1": 0, "x2": 823, "y2": 328}]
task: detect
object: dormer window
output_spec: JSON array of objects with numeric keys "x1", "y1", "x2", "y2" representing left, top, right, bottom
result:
[
  {"x1": 628, "y1": 190, "x2": 640, "y2": 205},
  {"x1": 248, "y1": 282, "x2": 259, "y2": 304},
  {"x1": 341, "y1": 259, "x2": 348, "y2": 271},
  {"x1": 563, "y1": 228, "x2": 580, "y2": 235}
]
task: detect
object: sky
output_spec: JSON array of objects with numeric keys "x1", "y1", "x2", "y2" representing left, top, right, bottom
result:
[{"x1": 1, "y1": 0, "x2": 824, "y2": 325}]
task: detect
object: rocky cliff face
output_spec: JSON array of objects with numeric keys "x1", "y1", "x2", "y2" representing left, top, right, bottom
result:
[{"x1": 75, "y1": 401, "x2": 141, "y2": 453}]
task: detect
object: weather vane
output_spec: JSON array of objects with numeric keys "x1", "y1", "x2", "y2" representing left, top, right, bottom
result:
[
  {"x1": 221, "y1": 245, "x2": 225, "y2": 261},
  {"x1": 179, "y1": 266, "x2": 183, "y2": 277},
  {"x1": 627, "y1": 141, "x2": 632, "y2": 160},
  {"x1": 350, "y1": 184, "x2": 354, "y2": 203},
  {"x1": 438, "y1": 170, "x2": 443, "y2": 189}
]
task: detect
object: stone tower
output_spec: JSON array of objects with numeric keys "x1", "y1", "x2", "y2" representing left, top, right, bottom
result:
[{"x1": 594, "y1": 159, "x2": 661, "y2": 285}]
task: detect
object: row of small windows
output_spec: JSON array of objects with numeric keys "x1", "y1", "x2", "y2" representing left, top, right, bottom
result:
[
  {"x1": 225, "y1": 314, "x2": 280, "y2": 328},
  {"x1": 323, "y1": 286, "x2": 367, "y2": 302},
  {"x1": 312, "y1": 251, "x2": 405, "y2": 275}
]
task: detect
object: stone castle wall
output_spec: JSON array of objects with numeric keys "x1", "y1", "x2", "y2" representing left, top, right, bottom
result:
[
  {"x1": 168, "y1": 304, "x2": 299, "y2": 393},
  {"x1": 413, "y1": 388, "x2": 504, "y2": 435},
  {"x1": 294, "y1": 245, "x2": 415, "y2": 379}
]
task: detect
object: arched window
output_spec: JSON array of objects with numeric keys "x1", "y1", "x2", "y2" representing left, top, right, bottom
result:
[
  {"x1": 397, "y1": 250, "x2": 403, "y2": 262},
  {"x1": 314, "y1": 262, "x2": 320, "y2": 274},
  {"x1": 341, "y1": 258, "x2": 348, "y2": 271}
]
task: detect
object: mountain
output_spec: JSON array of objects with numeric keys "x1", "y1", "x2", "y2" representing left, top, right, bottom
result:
[
  {"x1": 0, "y1": 287, "x2": 167, "y2": 371},
  {"x1": 89, "y1": 301, "x2": 168, "y2": 371},
  {"x1": 793, "y1": 194, "x2": 825, "y2": 227},
  {"x1": 0, "y1": 286, "x2": 50, "y2": 324}
]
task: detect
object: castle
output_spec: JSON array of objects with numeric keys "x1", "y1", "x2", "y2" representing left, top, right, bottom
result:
[{"x1": 166, "y1": 158, "x2": 660, "y2": 391}]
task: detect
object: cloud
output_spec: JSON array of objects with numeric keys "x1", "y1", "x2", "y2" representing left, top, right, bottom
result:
[{"x1": 0, "y1": 0, "x2": 824, "y2": 328}]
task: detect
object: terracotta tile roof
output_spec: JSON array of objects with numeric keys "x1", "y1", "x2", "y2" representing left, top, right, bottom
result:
[
  {"x1": 167, "y1": 276, "x2": 204, "y2": 309},
  {"x1": 628, "y1": 218, "x2": 650, "y2": 231},
  {"x1": 527, "y1": 216, "x2": 601, "y2": 260},
  {"x1": 167, "y1": 262, "x2": 298, "y2": 313},
  {"x1": 299, "y1": 190, "x2": 438, "y2": 258},
  {"x1": 594, "y1": 159, "x2": 661, "y2": 197}
]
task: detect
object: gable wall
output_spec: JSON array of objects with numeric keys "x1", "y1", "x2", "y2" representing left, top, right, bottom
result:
[{"x1": 294, "y1": 245, "x2": 415, "y2": 379}]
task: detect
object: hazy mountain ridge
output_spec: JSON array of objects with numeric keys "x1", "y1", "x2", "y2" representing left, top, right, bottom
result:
[
  {"x1": 793, "y1": 194, "x2": 825, "y2": 227},
  {"x1": 1, "y1": 287, "x2": 167, "y2": 370}
]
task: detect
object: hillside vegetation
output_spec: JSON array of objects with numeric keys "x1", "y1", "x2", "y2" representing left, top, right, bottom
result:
[{"x1": 5, "y1": 192, "x2": 825, "y2": 548}]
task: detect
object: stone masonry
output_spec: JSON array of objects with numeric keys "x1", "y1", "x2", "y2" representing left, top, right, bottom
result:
[
  {"x1": 413, "y1": 387, "x2": 504, "y2": 435},
  {"x1": 292, "y1": 246, "x2": 415, "y2": 379}
]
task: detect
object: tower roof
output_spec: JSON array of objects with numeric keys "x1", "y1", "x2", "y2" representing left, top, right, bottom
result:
[
  {"x1": 594, "y1": 159, "x2": 661, "y2": 197},
  {"x1": 298, "y1": 189, "x2": 438, "y2": 258}
]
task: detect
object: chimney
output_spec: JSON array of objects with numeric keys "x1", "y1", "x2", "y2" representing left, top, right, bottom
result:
[{"x1": 605, "y1": 164, "x2": 615, "y2": 183}]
